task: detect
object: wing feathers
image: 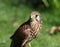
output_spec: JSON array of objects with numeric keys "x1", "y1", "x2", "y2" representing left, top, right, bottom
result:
[{"x1": 10, "y1": 24, "x2": 31, "y2": 47}]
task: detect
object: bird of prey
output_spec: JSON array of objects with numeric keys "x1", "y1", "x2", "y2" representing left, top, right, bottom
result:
[{"x1": 10, "y1": 11, "x2": 42, "y2": 47}]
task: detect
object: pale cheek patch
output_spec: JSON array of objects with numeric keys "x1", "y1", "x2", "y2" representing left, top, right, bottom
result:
[{"x1": 36, "y1": 16, "x2": 40, "y2": 21}]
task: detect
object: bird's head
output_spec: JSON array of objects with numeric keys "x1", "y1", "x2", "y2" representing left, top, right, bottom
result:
[{"x1": 30, "y1": 11, "x2": 41, "y2": 23}]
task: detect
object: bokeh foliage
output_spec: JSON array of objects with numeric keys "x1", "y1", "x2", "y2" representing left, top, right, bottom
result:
[{"x1": 0, "y1": 0, "x2": 60, "y2": 47}]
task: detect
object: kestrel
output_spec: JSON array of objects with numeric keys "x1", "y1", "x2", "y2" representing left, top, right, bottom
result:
[{"x1": 10, "y1": 11, "x2": 42, "y2": 47}]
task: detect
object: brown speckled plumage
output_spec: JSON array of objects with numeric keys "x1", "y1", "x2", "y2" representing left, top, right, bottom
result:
[{"x1": 10, "y1": 11, "x2": 42, "y2": 47}]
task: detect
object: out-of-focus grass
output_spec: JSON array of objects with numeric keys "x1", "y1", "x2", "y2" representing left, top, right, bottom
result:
[{"x1": 0, "y1": 2, "x2": 60, "y2": 47}]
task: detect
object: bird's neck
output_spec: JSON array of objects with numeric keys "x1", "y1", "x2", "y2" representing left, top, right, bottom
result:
[{"x1": 30, "y1": 21, "x2": 40, "y2": 30}]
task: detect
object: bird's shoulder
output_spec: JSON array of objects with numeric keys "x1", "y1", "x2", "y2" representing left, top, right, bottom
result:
[
  {"x1": 20, "y1": 23, "x2": 30, "y2": 31},
  {"x1": 19, "y1": 19, "x2": 31, "y2": 31},
  {"x1": 10, "y1": 20, "x2": 31, "y2": 39}
]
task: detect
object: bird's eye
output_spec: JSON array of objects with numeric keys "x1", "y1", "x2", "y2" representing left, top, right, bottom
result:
[
  {"x1": 36, "y1": 15, "x2": 38, "y2": 18},
  {"x1": 35, "y1": 15, "x2": 40, "y2": 21}
]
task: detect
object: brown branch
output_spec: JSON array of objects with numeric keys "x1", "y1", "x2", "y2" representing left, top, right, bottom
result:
[{"x1": 46, "y1": 26, "x2": 60, "y2": 34}]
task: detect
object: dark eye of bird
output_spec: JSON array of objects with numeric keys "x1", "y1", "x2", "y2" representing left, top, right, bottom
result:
[
  {"x1": 35, "y1": 15, "x2": 39, "y2": 21},
  {"x1": 36, "y1": 15, "x2": 38, "y2": 18}
]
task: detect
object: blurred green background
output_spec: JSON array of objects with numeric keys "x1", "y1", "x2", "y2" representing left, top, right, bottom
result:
[{"x1": 0, "y1": 0, "x2": 60, "y2": 47}]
